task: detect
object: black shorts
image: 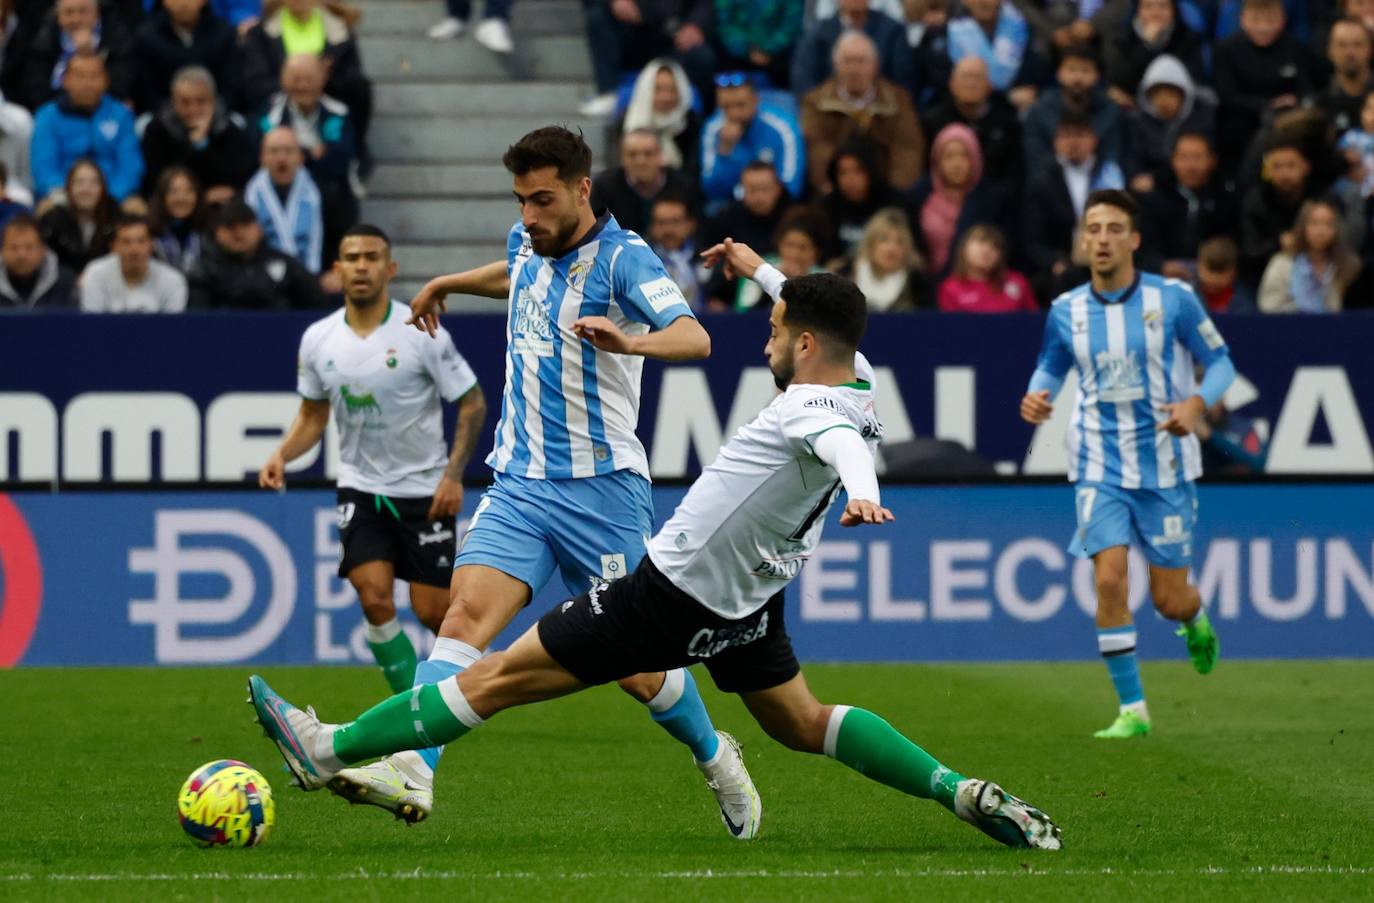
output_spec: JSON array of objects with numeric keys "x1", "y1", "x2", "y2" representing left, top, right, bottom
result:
[
  {"x1": 537, "y1": 559, "x2": 799, "y2": 694},
  {"x1": 336, "y1": 487, "x2": 456, "y2": 589}
]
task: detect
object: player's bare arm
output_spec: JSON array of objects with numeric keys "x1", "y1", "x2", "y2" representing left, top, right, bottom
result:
[
  {"x1": 428, "y1": 384, "x2": 489, "y2": 521},
  {"x1": 258, "y1": 398, "x2": 330, "y2": 490},
  {"x1": 407, "y1": 261, "x2": 512, "y2": 336},
  {"x1": 1157, "y1": 395, "x2": 1208, "y2": 437},
  {"x1": 571, "y1": 314, "x2": 712, "y2": 361},
  {"x1": 1021, "y1": 390, "x2": 1054, "y2": 424}
]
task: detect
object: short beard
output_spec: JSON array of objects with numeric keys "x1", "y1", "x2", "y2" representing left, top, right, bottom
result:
[
  {"x1": 346, "y1": 286, "x2": 386, "y2": 308},
  {"x1": 532, "y1": 214, "x2": 581, "y2": 257},
  {"x1": 770, "y1": 355, "x2": 795, "y2": 391}
]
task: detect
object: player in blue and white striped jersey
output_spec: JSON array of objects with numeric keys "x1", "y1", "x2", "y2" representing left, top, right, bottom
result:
[
  {"x1": 327, "y1": 127, "x2": 762, "y2": 839},
  {"x1": 1021, "y1": 189, "x2": 1235, "y2": 740}
]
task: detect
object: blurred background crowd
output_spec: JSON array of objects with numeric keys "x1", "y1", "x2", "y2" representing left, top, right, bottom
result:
[{"x1": 2, "y1": 0, "x2": 1373, "y2": 315}]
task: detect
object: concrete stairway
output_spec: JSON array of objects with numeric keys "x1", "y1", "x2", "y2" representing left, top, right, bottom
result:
[{"x1": 353, "y1": 0, "x2": 607, "y2": 308}]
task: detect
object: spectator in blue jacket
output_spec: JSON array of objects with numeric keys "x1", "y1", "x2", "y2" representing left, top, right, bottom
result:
[
  {"x1": 31, "y1": 50, "x2": 143, "y2": 201},
  {"x1": 791, "y1": 0, "x2": 914, "y2": 96},
  {"x1": 700, "y1": 74, "x2": 804, "y2": 209},
  {"x1": 1021, "y1": 45, "x2": 1133, "y2": 181},
  {"x1": 258, "y1": 53, "x2": 358, "y2": 269}
]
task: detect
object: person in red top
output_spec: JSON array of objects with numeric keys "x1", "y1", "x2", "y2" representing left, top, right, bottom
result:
[
  {"x1": 1193, "y1": 236, "x2": 1256, "y2": 313},
  {"x1": 937, "y1": 224, "x2": 1037, "y2": 312}
]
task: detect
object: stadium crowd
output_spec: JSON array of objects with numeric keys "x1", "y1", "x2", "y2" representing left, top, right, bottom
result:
[{"x1": 1, "y1": 0, "x2": 1372, "y2": 313}]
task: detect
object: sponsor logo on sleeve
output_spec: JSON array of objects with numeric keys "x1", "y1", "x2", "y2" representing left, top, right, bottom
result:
[
  {"x1": 1198, "y1": 318, "x2": 1225, "y2": 350},
  {"x1": 803, "y1": 396, "x2": 845, "y2": 414},
  {"x1": 637, "y1": 276, "x2": 686, "y2": 314}
]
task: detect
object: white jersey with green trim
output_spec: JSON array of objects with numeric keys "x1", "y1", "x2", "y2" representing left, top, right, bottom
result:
[
  {"x1": 297, "y1": 299, "x2": 478, "y2": 497},
  {"x1": 648, "y1": 354, "x2": 881, "y2": 619}
]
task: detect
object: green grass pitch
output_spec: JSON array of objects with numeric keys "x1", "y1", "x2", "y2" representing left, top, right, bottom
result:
[{"x1": 2, "y1": 661, "x2": 1372, "y2": 901}]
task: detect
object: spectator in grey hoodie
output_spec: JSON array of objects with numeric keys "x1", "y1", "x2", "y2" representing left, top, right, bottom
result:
[
  {"x1": 1128, "y1": 54, "x2": 1215, "y2": 193},
  {"x1": 0, "y1": 214, "x2": 74, "y2": 310}
]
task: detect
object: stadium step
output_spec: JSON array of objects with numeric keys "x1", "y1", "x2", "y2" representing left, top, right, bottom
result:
[
  {"x1": 359, "y1": 35, "x2": 592, "y2": 81},
  {"x1": 356, "y1": 0, "x2": 600, "y2": 283},
  {"x1": 362, "y1": 199, "x2": 518, "y2": 242},
  {"x1": 367, "y1": 163, "x2": 514, "y2": 197},
  {"x1": 391, "y1": 242, "x2": 505, "y2": 275},
  {"x1": 374, "y1": 81, "x2": 586, "y2": 116},
  {"x1": 353, "y1": 0, "x2": 585, "y2": 35},
  {"x1": 369, "y1": 114, "x2": 606, "y2": 163}
]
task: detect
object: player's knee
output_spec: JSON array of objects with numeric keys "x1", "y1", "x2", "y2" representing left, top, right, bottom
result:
[
  {"x1": 615, "y1": 672, "x2": 662, "y2": 704},
  {"x1": 440, "y1": 590, "x2": 492, "y2": 639},
  {"x1": 356, "y1": 583, "x2": 395, "y2": 623},
  {"x1": 1095, "y1": 568, "x2": 1128, "y2": 604}
]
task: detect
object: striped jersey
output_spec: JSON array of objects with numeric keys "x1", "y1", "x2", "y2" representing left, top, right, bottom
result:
[
  {"x1": 1031, "y1": 273, "x2": 1231, "y2": 489},
  {"x1": 487, "y1": 213, "x2": 697, "y2": 481}
]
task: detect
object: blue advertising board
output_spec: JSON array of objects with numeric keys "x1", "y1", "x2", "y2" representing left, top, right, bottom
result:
[
  {"x1": 2, "y1": 312, "x2": 1374, "y2": 483},
  {"x1": 2, "y1": 485, "x2": 1370, "y2": 667}
]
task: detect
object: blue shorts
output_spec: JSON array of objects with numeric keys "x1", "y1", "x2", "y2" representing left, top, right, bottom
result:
[
  {"x1": 1068, "y1": 481, "x2": 1198, "y2": 569},
  {"x1": 456, "y1": 470, "x2": 653, "y2": 597}
]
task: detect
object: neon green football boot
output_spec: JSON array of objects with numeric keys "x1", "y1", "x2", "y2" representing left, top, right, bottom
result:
[
  {"x1": 1093, "y1": 710, "x2": 1151, "y2": 739},
  {"x1": 1178, "y1": 611, "x2": 1220, "y2": 675}
]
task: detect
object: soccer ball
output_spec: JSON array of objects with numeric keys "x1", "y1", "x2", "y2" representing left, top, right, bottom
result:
[{"x1": 177, "y1": 759, "x2": 275, "y2": 847}]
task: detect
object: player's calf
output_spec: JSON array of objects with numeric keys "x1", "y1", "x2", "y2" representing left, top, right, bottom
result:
[
  {"x1": 1149, "y1": 577, "x2": 1201, "y2": 623},
  {"x1": 752, "y1": 697, "x2": 831, "y2": 754},
  {"x1": 408, "y1": 583, "x2": 450, "y2": 633}
]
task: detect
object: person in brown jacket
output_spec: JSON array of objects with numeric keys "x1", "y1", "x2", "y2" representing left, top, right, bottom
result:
[{"x1": 800, "y1": 29, "x2": 925, "y2": 194}]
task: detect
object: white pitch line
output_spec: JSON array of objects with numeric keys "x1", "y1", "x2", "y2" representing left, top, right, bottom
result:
[{"x1": 1, "y1": 866, "x2": 1370, "y2": 882}]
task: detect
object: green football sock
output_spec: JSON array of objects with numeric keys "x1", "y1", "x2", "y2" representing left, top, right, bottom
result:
[
  {"x1": 365, "y1": 620, "x2": 418, "y2": 692},
  {"x1": 828, "y1": 706, "x2": 964, "y2": 812},
  {"x1": 333, "y1": 684, "x2": 471, "y2": 764}
]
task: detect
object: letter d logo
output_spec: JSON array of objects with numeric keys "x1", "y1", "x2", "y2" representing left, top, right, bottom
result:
[{"x1": 128, "y1": 509, "x2": 296, "y2": 663}]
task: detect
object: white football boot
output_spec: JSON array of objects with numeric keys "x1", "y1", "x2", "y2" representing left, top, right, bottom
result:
[
  {"x1": 697, "y1": 731, "x2": 761, "y2": 840},
  {"x1": 329, "y1": 751, "x2": 434, "y2": 824}
]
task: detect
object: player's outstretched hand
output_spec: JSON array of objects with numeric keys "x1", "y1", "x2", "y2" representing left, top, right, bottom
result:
[
  {"x1": 839, "y1": 499, "x2": 895, "y2": 527},
  {"x1": 1158, "y1": 396, "x2": 1207, "y2": 436},
  {"x1": 407, "y1": 280, "x2": 449, "y2": 337},
  {"x1": 699, "y1": 238, "x2": 764, "y2": 280},
  {"x1": 1020, "y1": 390, "x2": 1054, "y2": 424},
  {"x1": 258, "y1": 453, "x2": 285, "y2": 491},
  {"x1": 427, "y1": 476, "x2": 464, "y2": 521},
  {"x1": 572, "y1": 316, "x2": 637, "y2": 354}
]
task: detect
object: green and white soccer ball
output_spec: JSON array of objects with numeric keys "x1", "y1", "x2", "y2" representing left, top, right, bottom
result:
[{"x1": 177, "y1": 759, "x2": 275, "y2": 848}]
